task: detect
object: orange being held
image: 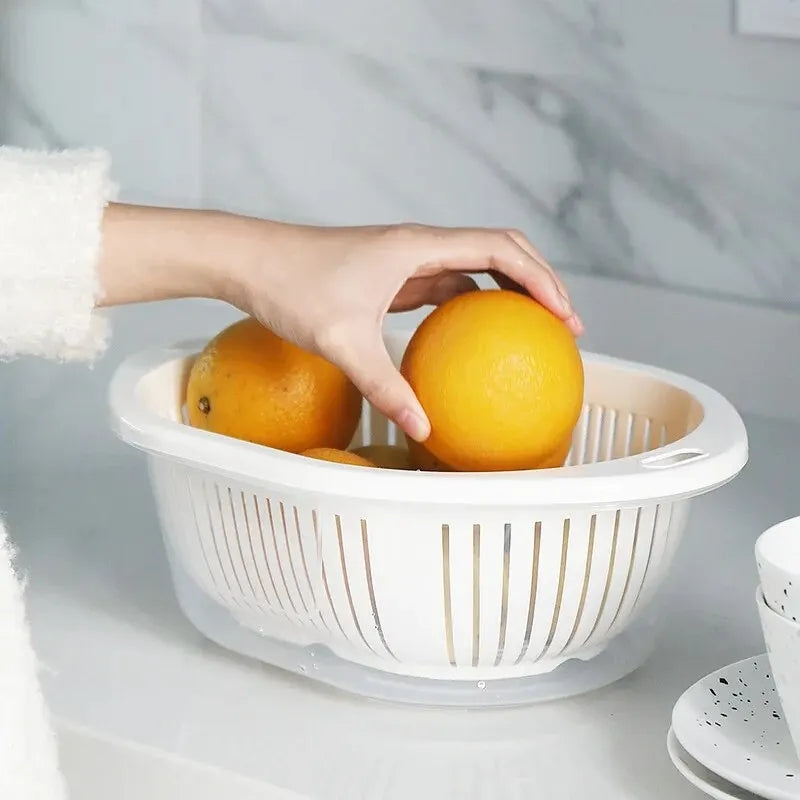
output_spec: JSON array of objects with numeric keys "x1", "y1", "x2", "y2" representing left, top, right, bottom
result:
[{"x1": 401, "y1": 290, "x2": 583, "y2": 472}]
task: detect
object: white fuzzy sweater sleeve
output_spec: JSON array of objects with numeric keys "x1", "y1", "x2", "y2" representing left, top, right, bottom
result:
[
  {"x1": 0, "y1": 146, "x2": 116, "y2": 799},
  {"x1": 0, "y1": 146, "x2": 116, "y2": 361},
  {"x1": 0, "y1": 530, "x2": 67, "y2": 799}
]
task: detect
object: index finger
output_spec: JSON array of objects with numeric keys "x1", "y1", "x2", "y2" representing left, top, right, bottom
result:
[
  {"x1": 427, "y1": 230, "x2": 580, "y2": 333},
  {"x1": 504, "y1": 228, "x2": 571, "y2": 303}
]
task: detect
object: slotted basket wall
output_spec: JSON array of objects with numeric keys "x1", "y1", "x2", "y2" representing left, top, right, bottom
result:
[{"x1": 111, "y1": 332, "x2": 747, "y2": 703}]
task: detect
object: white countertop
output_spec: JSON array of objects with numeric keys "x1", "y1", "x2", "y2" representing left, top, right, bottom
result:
[
  {"x1": 2, "y1": 275, "x2": 798, "y2": 799},
  {"x1": 1, "y1": 409, "x2": 795, "y2": 799}
]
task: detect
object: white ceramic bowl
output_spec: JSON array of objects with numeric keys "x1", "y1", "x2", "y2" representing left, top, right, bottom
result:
[
  {"x1": 756, "y1": 518, "x2": 800, "y2": 623},
  {"x1": 756, "y1": 587, "x2": 800, "y2": 761}
]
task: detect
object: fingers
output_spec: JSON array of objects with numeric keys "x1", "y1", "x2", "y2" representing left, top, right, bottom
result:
[
  {"x1": 392, "y1": 273, "x2": 479, "y2": 312},
  {"x1": 504, "y1": 229, "x2": 571, "y2": 302},
  {"x1": 490, "y1": 265, "x2": 584, "y2": 336},
  {"x1": 420, "y1": 227, "x2": 583, "y2": 336},
  {"x1": 429, "y1": 273, "x2": 479, "y2": 305},
  {"x1": 495, "y1": 235, "x2": 583, "y2": 335},
  {"x1": 429, "y1": 231, "x2": 571, "y2": 324},
  {"x1": 351, "y1": 344, "x2": 430, "y2": 441},
  {"x1": 317, "y1": 326, "x2": 431, "y2": 442},
  {"x1": 503, "y1": 230, "x2": 583, "y2": 335},
  {"x1": 489, "y1": 269, "x2": 526, "y2": 296}
]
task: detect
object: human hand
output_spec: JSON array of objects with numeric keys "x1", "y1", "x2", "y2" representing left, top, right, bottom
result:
[
  {"x1": 97, "y1": 207, "x2": 581, "y2": 442},
  {"x1": 228, "y1": 222, "x2": 583, "y2": 442}
]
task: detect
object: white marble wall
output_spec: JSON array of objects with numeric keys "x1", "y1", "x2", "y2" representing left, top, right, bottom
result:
[{"x1": 1, "y1": 0, "x2": 799, "y2": 306}]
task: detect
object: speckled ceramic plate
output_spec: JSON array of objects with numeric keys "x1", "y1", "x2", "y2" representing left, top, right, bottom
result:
[
  {"x1": 672, "y1": 655, "x2": 800, "y2": 800},
  {"x1": 668, "y1": 728, "x2": 764, "y2": 799}
]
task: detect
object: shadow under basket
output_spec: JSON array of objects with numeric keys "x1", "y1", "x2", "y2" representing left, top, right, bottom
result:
[{"x1": 109, "y1": 332, "x2": 748, "y2": 707}]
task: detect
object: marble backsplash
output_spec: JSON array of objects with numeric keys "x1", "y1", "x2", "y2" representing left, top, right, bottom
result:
[{"x1": 1, "y1": 0, "x2": 799, "y2": 306}]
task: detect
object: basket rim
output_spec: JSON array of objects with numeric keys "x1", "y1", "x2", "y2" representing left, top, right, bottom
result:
[{"x1": 109, "y1": 336, "x2": 748, "y2": 508}]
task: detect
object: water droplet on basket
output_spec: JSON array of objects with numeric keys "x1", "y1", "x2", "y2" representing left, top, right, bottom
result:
[
  {"x1": 298, "y1": 664, "x2": 307, "y2": 674},
  {"x1": 312, "y1": 663, "x2": 319, "y2": 670},
  {"x1": 477, "y1": 680, "x2": 486, "y2": 689},
  {"x1": 309, "y1": 650, "x2": 316, "y2": 658}
]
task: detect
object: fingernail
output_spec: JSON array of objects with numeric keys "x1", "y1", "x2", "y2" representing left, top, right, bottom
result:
[
  {"x1": 558, "y1": 290, "x2": 572, "y2": 314},
  {"x1": 572, "y1": 313, "x2": 585, "y2": 335},
  {"x1": 399, "y1": 408, "x2": 431, "y2": 442}
]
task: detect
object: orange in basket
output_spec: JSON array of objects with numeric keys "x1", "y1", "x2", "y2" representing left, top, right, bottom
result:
[
  {"x1": 186, "y1": 317, "x2": 362, "y2": 453},
  {"x1": 352, "y1": 444, "x2": 415, "y2": 470},
  {"x1": 406, "y1": 437, "x2": 453, "y2": 471},
  {"x1": 302, "y1": 447, "x2": 375, "y2": 467},
  {"x1": 401, "y1": 290, "x2": 584, "y2": 472}
]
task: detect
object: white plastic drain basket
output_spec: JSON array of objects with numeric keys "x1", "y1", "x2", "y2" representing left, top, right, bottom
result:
[{"x1": 110, "y1": 331, "x2": 747, "y2": 706}]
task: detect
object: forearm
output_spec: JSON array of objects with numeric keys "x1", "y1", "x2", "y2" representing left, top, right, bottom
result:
[{"x1": 96, "y1": 203, "x2": 260, "y2": 307}]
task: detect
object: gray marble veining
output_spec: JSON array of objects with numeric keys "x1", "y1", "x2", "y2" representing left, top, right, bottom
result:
[
  {"x1": 202, "y1": 35, "x2": 799, "y2": 302},
  {"x1": 0, "y1": 0, "x2": 798, "y2": 306},
  {"x1": 0, "y1": 4, "x2": 203, "y2": 207},
  {"x1": 202, "y1": 0, "x2": 800, "y2": 105},
  {"x1": 476, "y1": 70, "x2": 795, "y2": 294}
]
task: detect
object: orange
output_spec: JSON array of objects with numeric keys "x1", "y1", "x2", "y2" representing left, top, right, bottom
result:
[
  {"x1": 302, "y1": 448, "x2": 375, "y2": 467},
  {"x1": 186, "y1": 317, "x2": 362, "y2": 452},
  {"x1": 407, "y1": 434, "x2": 570, "y2": 472},
  {"x1": 352, "y1": 444, "x2": 415, "y2": 470},
  {"x1": 406, "y1": 437, "x2": 453, "y2": 472},
  {"x1": 401, "y1": 290, "x2": 584, "y2": 472},
  {"x1": 537, "y1": 437, "x2": 572, "y2": 469}
]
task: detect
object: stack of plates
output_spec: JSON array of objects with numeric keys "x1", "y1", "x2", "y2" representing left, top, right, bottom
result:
[{"x1": 669, "y1": 655, "x2": 800, "y2": 800}]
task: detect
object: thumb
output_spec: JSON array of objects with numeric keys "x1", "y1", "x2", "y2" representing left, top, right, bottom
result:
[{"x1": 333, "y1": 335, "x2": 431, "y2": 443}]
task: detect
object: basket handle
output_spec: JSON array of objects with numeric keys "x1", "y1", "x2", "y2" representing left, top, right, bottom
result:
[{"x1": 639, "y1": 448, "x2": 709, "y2": 470}]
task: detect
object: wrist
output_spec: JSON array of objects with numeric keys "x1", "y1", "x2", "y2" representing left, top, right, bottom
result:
[
  {"x1": 173, "y1": 209, "x2": 253, "y2": 303},
  {"x1": 193, "y1": 211, "x2": 275, "y2": 309},
  {"x1": 207, "y1": 214, "x2": 299, "y2": 313}
]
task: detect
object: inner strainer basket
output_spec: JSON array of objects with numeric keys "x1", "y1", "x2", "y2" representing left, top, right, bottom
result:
[{"x1": 110, "y1": 331, "x2": 747, "y2": 705}]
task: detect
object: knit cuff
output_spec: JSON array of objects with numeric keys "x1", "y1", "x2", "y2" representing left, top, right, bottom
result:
[{"x1": 0, "y1": 146, "x2": 117, "y2": 362}]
